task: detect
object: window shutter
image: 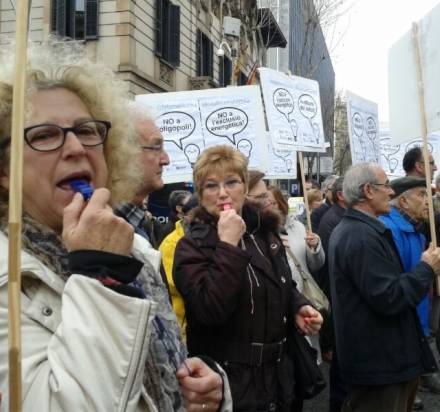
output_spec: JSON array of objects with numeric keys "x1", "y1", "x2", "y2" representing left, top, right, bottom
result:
[
  {"x1": 196, "y1": 30, "x2": 201, "y2": 76},
  {"x1": 55, "y1": 0, "x2": 67, "y2": 35},
  {"x1": 155, "y1": 0, "x2": 163, "y2": 56},
  {"x1": 85, "y1": 0, "x2": 99, "y2": 39},
  {"x1": 207, "y1": 40, "x2": 213, "y2": 77},
  {"x1": 51, "y1": 0, "x2": 57, "y2": 32},
  {"x1": 168, "y1": 4, "x2": 180, "y2": 67}
]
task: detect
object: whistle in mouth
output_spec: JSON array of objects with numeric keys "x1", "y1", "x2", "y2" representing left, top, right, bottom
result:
[{"x1": 69, "y1": 180, "x2": 94, "y2": 201}]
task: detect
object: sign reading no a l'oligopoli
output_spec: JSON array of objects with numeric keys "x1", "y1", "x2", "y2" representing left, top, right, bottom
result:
[
  {"x1": 379, "y1": 128, "x2": 440, "y2": 178},
  {"x1": 346, "y1": 91, "x2": 380, "y2": 164},
  {"x1": 388, "y1": 2, "x2": 440, "y2": 144},
  {"x1": 136, "y1": 86, "x2": 267, "y2": 184},
  {"x1": 258, "y1": 67, "x2": 326, "y2": 154}
]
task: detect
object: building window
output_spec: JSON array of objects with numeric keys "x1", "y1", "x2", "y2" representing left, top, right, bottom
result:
[
  {"x1": 218, "y1": 56, "x2": 232, "y2": 87},
  {"x1": 51, "y1": 0, "x2": 99, "y2": 40},
  {"x1": 196, "y1": 30, "x2": 213, "y2": 77},
  {"x1": 155, "y1": 0, "x2": 180, "y2": 68},
  {"x1": 238, "y1": 71, "x2": 248, "y2": 86}
]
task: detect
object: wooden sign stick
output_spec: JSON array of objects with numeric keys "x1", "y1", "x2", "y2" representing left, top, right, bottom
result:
[
  {"x1": 298, "y1": 152, "x2": 312, "y2": 232},
  {"x1": 412, "y1": 22, "x2": 440, "y2": 295},
  {"x1": 8, "y1": 0, "x2": 32, "y2": 410}
]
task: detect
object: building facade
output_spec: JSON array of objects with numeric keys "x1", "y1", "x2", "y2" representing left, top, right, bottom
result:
[{"x1": 0, "y1": 0, "x2": 286, "y2": 96}]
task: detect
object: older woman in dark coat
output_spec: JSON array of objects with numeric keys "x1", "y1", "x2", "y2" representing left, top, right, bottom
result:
[{"x1": 173, "y1": 146, "x2": 323, "y2": 411}]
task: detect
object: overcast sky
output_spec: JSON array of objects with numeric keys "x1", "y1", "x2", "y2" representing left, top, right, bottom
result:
[{"x1": 332, "y1": 0, "x2": 440, "y2": 123}]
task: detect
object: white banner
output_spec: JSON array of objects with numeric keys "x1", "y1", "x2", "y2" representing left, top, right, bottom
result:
[
  {"x1": 265, "y1": 132, "x2": 297, "y2": 179},
  {"x1": 259, "y1": 68, "x2": 326, "y2": 153},
  {"x1": 388, "y1": 3, "x2": 440, "y2": 144},
  {"x1": 136, "y1": 86, "x2": 267, "y2": 183},
  {"x1": 346, "y1": 91, "x2": 380, "y2": 164},
  {"x1": 379, "y1": 128, "x2": 440, "y2": 178}
]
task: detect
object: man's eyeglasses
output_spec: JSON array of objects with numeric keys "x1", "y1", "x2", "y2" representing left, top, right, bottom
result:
[
  {"x1": 370, "y1": 182, "x2": 392, "y2": 189},
  {"x1": 203, "y1": 178, "x2": 243, "y2": 194},
  {"x1": 141, "y1": 144, "x2": 166, "y2": 153},
  {"x1": 11, "y1": 120, "x2": 111, "y2": 152}
]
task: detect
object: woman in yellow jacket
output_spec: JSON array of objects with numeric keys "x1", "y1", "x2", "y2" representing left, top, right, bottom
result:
[{"x1": 160, "y1": 194, "x2": 198, "y2": 340}]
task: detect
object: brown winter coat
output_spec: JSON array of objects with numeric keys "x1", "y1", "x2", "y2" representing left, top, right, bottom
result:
[{"x1": 173, "y1": 203, "x2": 310, "y2": 411}]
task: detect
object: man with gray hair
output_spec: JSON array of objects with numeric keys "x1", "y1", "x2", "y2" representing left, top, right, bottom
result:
[
  {"x1": 329, "y1": 163, "x2": 440, "y2": 412},
  {"x1": 311, "y1": 174, "x2": 338, "y2": 233}
]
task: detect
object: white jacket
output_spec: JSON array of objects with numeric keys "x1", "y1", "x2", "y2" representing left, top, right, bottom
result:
[
  {"x1": 0, "y1": 232, "x2": 168, "y2": 412},
  {"x1": 284, "y1": 215, "x2": 325, "y2": 292}
]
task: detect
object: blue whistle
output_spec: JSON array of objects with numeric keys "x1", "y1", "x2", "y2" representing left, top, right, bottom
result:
[{"x1": 69, "y1": 180, "x2": 94, "y2": 201}]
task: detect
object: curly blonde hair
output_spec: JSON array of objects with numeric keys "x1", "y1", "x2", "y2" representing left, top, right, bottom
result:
[
  {"x1": 0, "y1": 38, "x2": 143, "y2": 219},
  {"x1": 193, "y1": 145, "x2": 249, "y2": 197}
]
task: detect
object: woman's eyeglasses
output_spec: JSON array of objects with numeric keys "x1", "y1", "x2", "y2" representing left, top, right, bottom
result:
[
  {"x1": 15, "y1": 120, "x2": 111, "y2": 152},
  {"x1": 203, "y1": 178, "x2": 243, "y2": 194}
]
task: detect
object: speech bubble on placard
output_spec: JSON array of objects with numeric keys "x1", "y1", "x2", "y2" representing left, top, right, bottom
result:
[
  {"x1": 298, "y1": 94, "x2": 317, "y2": 119},
  {"x1": 206, "y1": 107, "x2": 248, "y2": 144},
  {"x1": 352, "y1": 112, "x2": 364, "y2": 137},
  {"x1": 157, "y1": 111, "x2": 196, "y2": 149},
  {"x1": 273, "y1": 88, "x2": 294, "y2": 119},
  {"x1": 237, "y1": 139, "x2": 252, "y2": 159},
  {"x1": 405, "y1": 139, "x2": 434, "y2": 153},
  {"x1": 366, "y1": 117, "x2": 377, "y2": 141},
  {"x1": 380, "y1": 139, "x2": 400, "y2": 159},
  {"x1": 273, "y1": 147, "x2": 293, "y2": 159},
  {"x1": 184, "y1": 143, "x2": 200, "y2": 165}
]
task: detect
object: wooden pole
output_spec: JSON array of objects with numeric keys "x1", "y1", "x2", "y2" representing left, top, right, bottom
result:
[
  {"x1": 298, "y1": 152, "x2": 312, "y2": 232},
  {"x1": 412, "y1": 22, "x2": 440, "y2": 295},
  {"x1": 9, "y1": 0, "x2": 31, "y2": 410}
]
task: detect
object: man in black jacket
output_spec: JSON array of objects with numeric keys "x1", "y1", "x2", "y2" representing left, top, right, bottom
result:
[
  {"x1": 329, "y1": 162, "x2": 440, "y2": 412},
  {"x1": 317, "y1": 176, "x2": 346, "y2": 412},
  {"x1": 311, "y1": 174, "x2": 338, "y2": 233}
]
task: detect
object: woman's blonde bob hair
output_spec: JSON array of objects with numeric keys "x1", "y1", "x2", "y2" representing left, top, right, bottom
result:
[
  {"x1": 0, "y1": 38, "x2": 142, "y2": 219},
  {"x1": 193, "y1": 145, "x2": 249, "y2": 197}
]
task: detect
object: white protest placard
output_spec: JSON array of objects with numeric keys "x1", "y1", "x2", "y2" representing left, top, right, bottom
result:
[
  {"x1": 258, "y1": 67, "x2": 326, "y2": 153},
  {"x1": 388, "y1": 3, "x2": 440, "y2": 144},
  {"x1": 136, "y1": 86, "x2": 267, "y2": 183},
  {"x1": 379, "y1": 128, "x2": 440, "y2": 178},
  {"x1": 346, "y1": 91, "x2": 380, "y2": 164},
  {"x1": 264, "y1": 132, "x2": 297, "y2": 179}
]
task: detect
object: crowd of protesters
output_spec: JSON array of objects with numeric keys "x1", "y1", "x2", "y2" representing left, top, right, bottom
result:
[{"x1": 2, "y1": 39, "x2": 440, "y2": 412}]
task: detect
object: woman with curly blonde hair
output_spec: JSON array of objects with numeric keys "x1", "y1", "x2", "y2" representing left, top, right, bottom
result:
[{"x1": 0, "y1": 40, "x2": 227, "y2": 411}]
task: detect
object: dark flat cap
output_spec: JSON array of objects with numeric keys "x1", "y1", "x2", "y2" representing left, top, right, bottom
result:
[{"x1": 390, "y1": 176, "x2": 427, "y2": 198}]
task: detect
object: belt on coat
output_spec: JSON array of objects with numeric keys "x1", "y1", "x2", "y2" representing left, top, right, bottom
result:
[{"x1": 208, "y1": 337, "x2": 288, "y2": 367}]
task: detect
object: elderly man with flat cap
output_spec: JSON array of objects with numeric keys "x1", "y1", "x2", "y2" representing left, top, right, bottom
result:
[
  {"x1": 380, "y1": 178, "x2": 431, "y2": 337},
  {"x1": 380, "y1": 177, "x2": 435, "y2": 410}
]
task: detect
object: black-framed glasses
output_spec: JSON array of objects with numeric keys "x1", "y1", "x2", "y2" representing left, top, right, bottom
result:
[{"x1": 22, "y1": 120, "x2": 111, "y2": 152}]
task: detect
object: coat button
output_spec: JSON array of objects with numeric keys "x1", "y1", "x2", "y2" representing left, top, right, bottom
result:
[
  {"x1": 270, "y1": 243, "x2": 277, "y2": 249},
  {"x1": 283, "y1": 316, "x2": 287, "y2": 323},
  {"x1": 42, "y1": 306, "x2": 53, "y2": 316},
  {"x1": 281, "y1": 276, "x2": 286, "y2": 283}
]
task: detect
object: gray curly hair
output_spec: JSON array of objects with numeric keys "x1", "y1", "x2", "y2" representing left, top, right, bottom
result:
[{"x1": 0, "y1": 38, "x2": 143, "y2": 219}]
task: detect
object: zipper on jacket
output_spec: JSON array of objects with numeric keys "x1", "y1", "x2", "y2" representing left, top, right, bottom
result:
[{"x1": 118, "y1": 302, "x2": 153, "y2": 411}]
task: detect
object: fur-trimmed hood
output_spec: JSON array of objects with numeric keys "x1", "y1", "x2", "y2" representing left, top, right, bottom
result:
[{"x1": 190, "y1": 201, "x2": 282, "y2": 235}]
